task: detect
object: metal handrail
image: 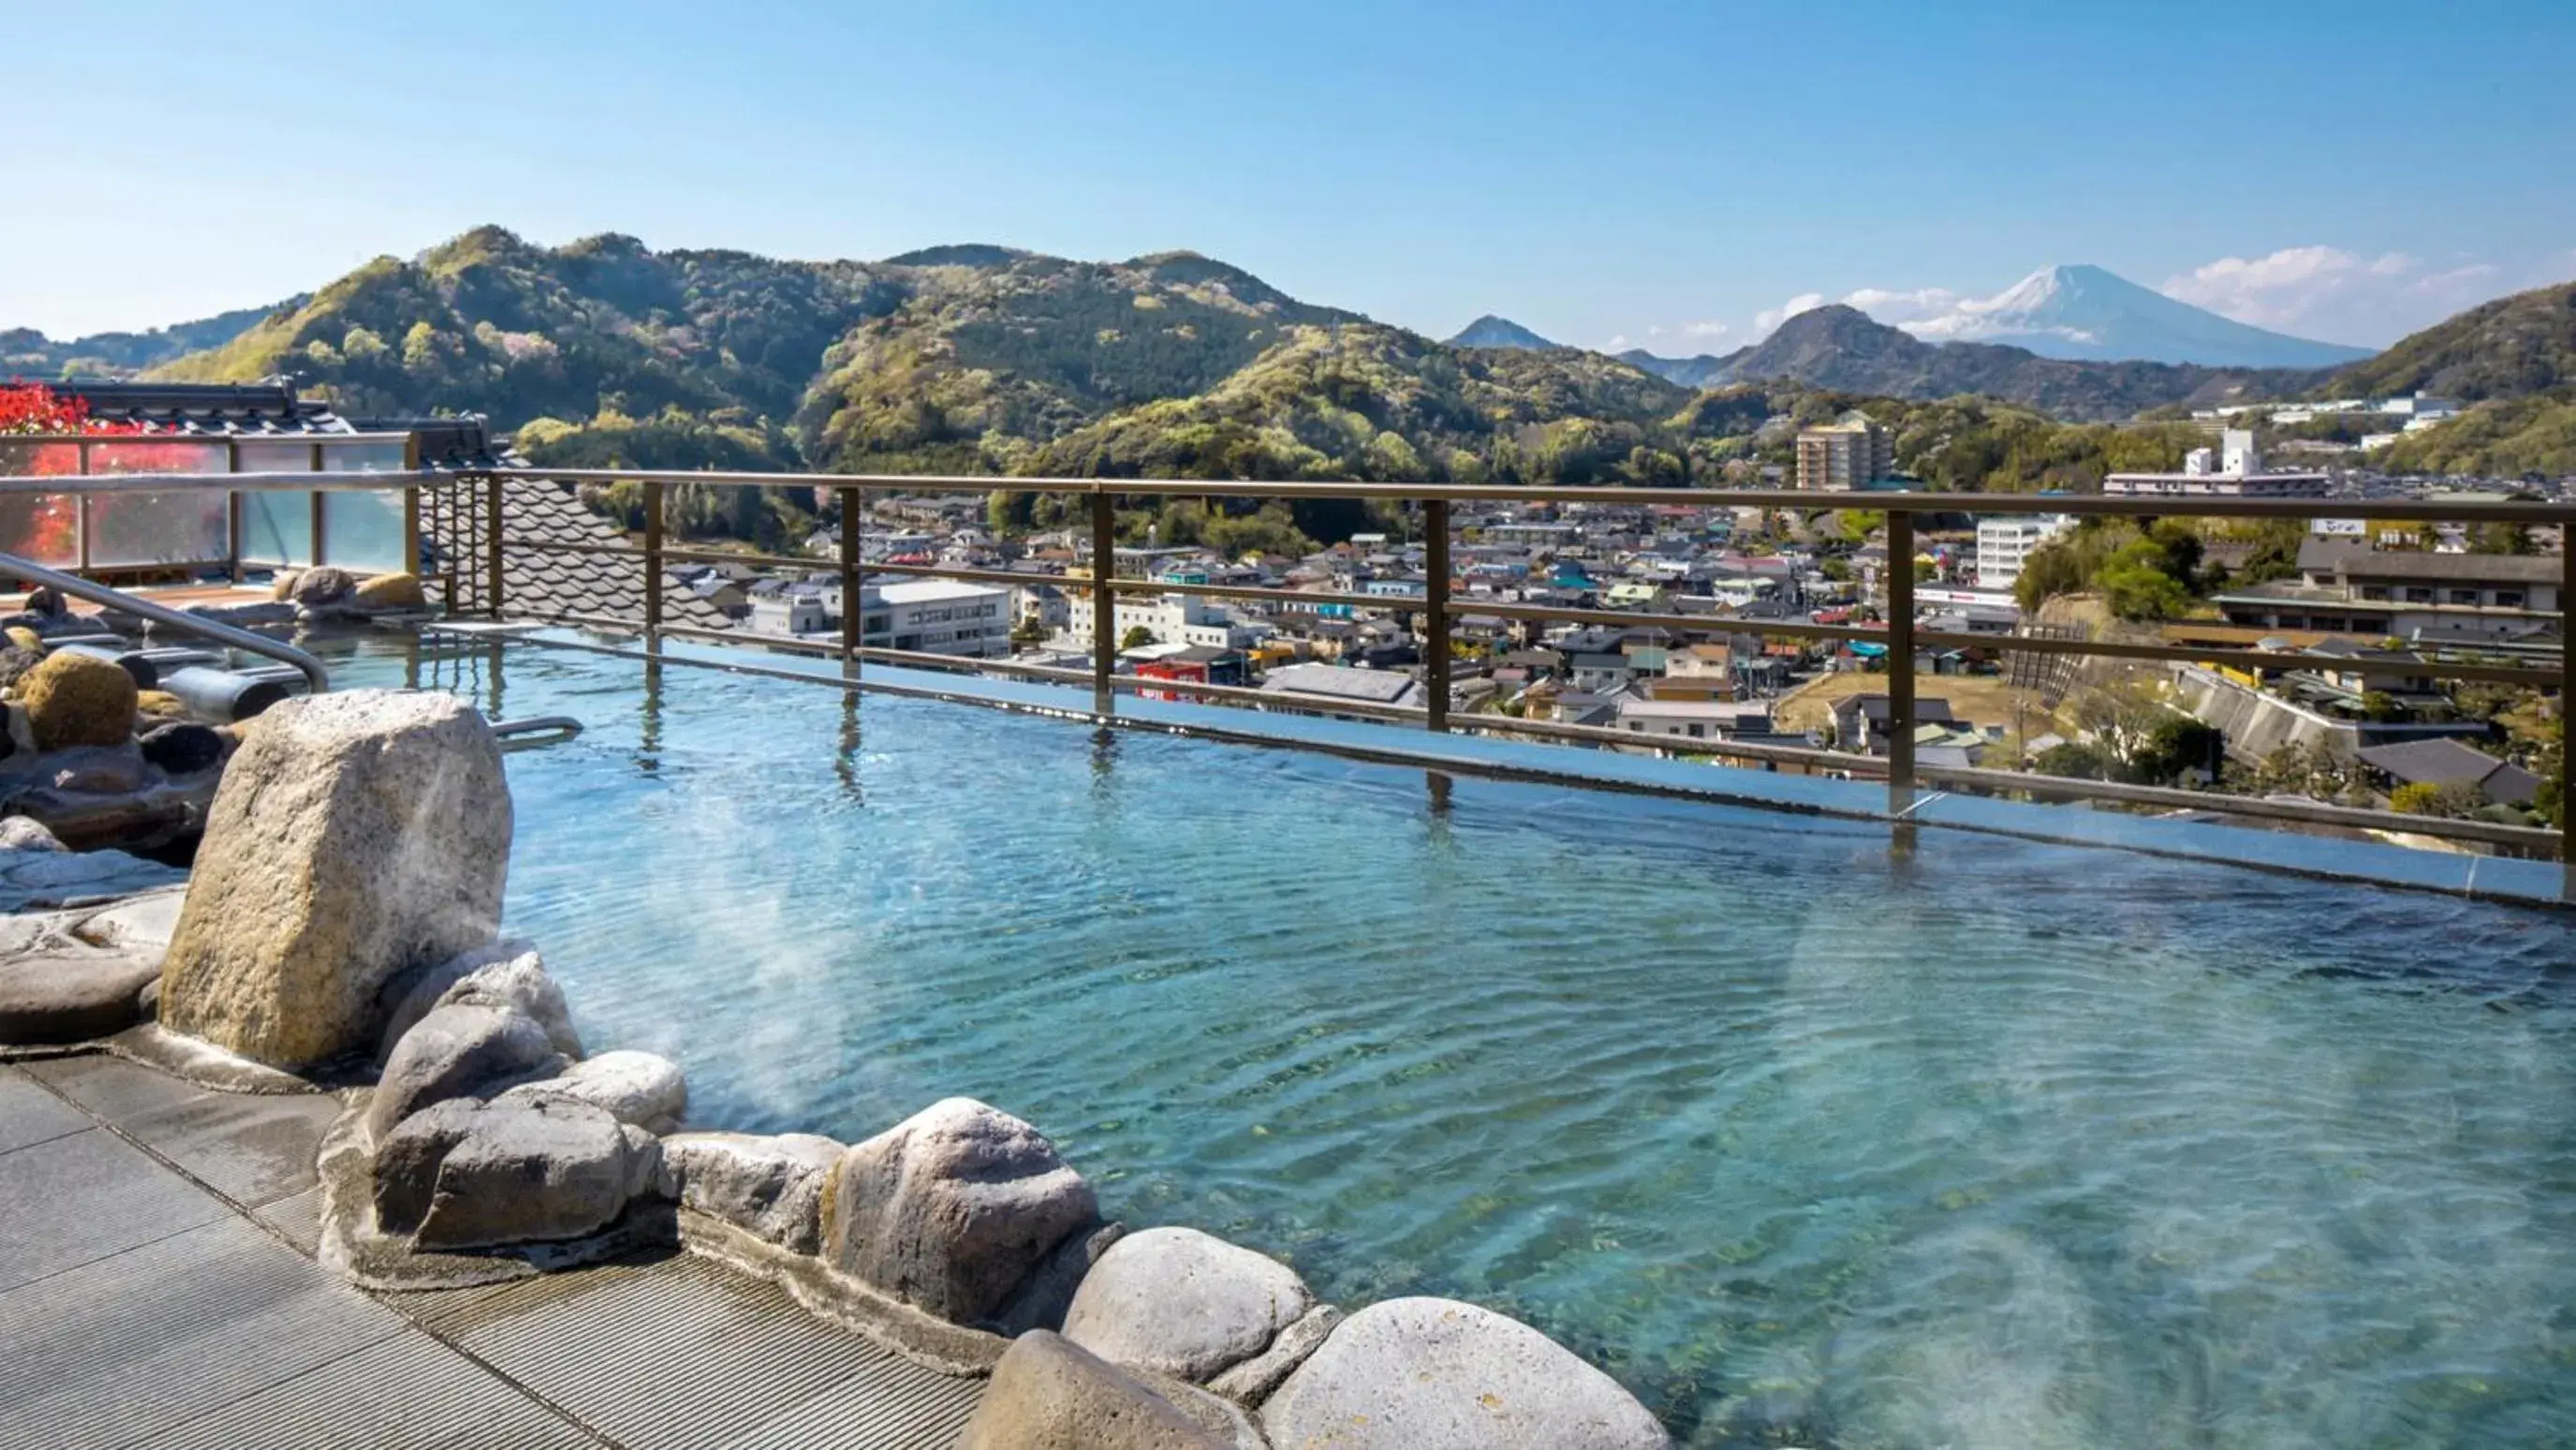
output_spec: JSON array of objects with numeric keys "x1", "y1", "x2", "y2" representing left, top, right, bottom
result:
[{"x1": 0, "y1": 552, "x2": 329, "y2": 693}]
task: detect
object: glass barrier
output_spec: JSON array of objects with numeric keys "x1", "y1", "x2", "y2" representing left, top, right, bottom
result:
[
  {"x1": 0, "y1": 441, "x2": 82, "y2": 567},
  {"x1": 317, "y1": 440, "x2": 411, "y2": 572},
  {"x1": 84, "y1": 440, "x2": 230, "y2": 569},
  {"x1": 234, "y1": 440, "x2": 316, "y2": 567}
]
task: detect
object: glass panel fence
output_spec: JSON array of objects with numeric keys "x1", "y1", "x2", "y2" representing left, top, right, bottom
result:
[
  {"x1": 0, "y1": 441, "x2": 82, "y2": 567},
  {"x1": 316, "y1": 440, "x2": 410, "y2": 572},
  {"x1": 84, "y1": 440, "x2": 230, "y2": 569},
  {"x1": 234, "y1": 440, "x2": 316, "y2": 567}
]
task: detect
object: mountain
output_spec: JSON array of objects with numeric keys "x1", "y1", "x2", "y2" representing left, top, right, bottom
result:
[
  {"x1": 2344, "y1": 281, "x2": 2576, "y2": 477},
  {"x1": 1616, "y1": 349, "x2": 1730, "y2": 389},
  {"x1": 1, "y1": 301, "x2": 302, "y2": 379},
  {"x1": 1697, "y1": 304, "x2": 2325, "y2": 421},
  {"x1": 1448, "y1": 315, "x2": 1558, "y2": 350},
  {"x1": 2323, "y1": 280, "x2": 2575, "y2": 402},
  {"x1": 1905, "y1": 263, "x2": 2374, "y2": 369}
]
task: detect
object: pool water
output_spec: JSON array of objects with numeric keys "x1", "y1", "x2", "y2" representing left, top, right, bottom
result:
[{"x1": 335, "y1": 635, "x2": 2576, "y2": 1447}]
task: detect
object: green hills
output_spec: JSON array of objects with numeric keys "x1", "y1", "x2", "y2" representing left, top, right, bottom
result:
[{"x1": 8, "y1": 226, "x2": 2571, "y2": 518}]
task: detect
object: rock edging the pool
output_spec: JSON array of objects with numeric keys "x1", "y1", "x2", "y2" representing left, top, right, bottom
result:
[{"x1": 3, "y1": 687, "x2": 1675, "y2": 1450}]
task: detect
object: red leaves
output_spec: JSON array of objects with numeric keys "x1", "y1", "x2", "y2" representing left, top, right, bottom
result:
[{"x1": 0, "y1": 379, "x2": 145, "y2": 436}]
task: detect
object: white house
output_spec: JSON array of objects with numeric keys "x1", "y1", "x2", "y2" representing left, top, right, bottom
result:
[{"x1": 1975, "y1": 515, "x2": 2072, "y2": 590}]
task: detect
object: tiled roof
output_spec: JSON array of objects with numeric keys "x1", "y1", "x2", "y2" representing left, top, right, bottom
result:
[
  {"x1": 52, "y1": 381, "x2": 348, "y2": 436},
  {"x1": 420, "y1": 477, "x2": 736, "y2": 631}
]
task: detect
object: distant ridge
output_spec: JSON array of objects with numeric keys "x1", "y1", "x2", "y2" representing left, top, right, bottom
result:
[{"x1": 1449, "y1": 315, "x2": 1557, "y2": 350}]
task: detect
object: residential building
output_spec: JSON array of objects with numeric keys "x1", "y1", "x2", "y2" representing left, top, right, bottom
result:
[
  {"x1": 1975, "y1": 514, "x2": 2073, "y2": 590},
  {"x1": 2104, "y1": 431, "x2": 2329, "y2": 498},
  {"x1": 1061, "y1": 588, "x2": 1257, "y2": 652},
  {"x1": 1831, "y1": 693, "x2": 1957, "y2": 756},
  {"x1": 1795, "y1": 414, "x2": 1894, "y2": 492},
  {"x1": 856, "y1": 579, "x2": 1011, "y2": 658},
  {"x1": 1612, "y1": 698, "x2": 1775, "y2": 742},
  {"x1": 2353, "y1": 737, "x2": 2540, "y2": 809},
  {"x1": 1257, "y1": 662, "x2": 1425, "y2": 713},
  {"x1": 2209, "y1": 539, "x2": 2561, "y2": 643}
]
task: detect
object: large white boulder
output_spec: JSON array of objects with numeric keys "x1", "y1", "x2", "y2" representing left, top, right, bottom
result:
[
  {"x1": 493, "y1": 1049, "x2": 686, "y2": 1134},
  {"x1": 1259, "y1": 1297, "x2": 1671, "y2": 1450},
  {"x1": 1063, "y1": 1226, "x2": 1317, "y2": 1385},
  {"x1": 157, "y1": 689, "x2": 509, "y2": 1068},
  {"x1": 823, "y1": 1097, "x2": 1098, "y2": 1325},
  {"x1": 661, "y1": 1131, "x2": 843, "y2": 1253}
]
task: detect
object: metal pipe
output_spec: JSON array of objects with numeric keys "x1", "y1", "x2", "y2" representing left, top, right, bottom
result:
[
  {"x1": 52, "y1": 644, "x2": 157, "y2": 690},
  {"x1": 157, "y1": 665, "x2": 291, "y2": 723},
  {"x1": 0, "y1": 551, "x2": 326, "y2": 693}
]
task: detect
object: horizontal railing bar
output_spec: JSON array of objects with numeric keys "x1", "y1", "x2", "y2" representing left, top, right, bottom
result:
[
  {"x1": 479, "y1": 466, "x2": 2576, "y2": 525},
  {"x1": 853, "y1": 559, "x2": 1076, "y2": 591},
  {"x1": 1918, "y1": 763, "x2": 2564, "y2": 851},
  {"x1": 1908, "y1": 628, "x2": 2564, "y2": 686},
  {"x1": 0, "y1": 468, "x2": 444, "y2": 496},
  {"x1": 0, "y1": 433, "x2": 422, "y2": 446},
  {"x1": 498, "y1": 605, "x2": 2554, "y2": 853}
]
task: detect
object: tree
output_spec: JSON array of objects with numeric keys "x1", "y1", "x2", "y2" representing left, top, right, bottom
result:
[
  {"x1": 1118, "y1": 625, "x2": 1156, "y2": 650},
  {"x1": 2096, "y1": 540, "x2": 2194, "y2": 621},
  {"x1": 2036, "y1": 741, "x2": 2110, "y2": 779},
  {"x1": 2471, "y1": 521, "x2": 2535, "y2": 555},
  {"x1": 2390, "y1": 780, "x2": 2485, "y2": 818},
  {"x1": 2126, "y1": 717, "x2": 2224, "y2": 786}
]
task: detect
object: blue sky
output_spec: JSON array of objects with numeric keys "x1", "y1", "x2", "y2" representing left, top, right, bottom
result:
[{"x1": 7, "y1": 0, "x2": 2571, "y2": 349}]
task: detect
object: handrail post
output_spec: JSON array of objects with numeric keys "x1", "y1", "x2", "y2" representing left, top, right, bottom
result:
[
  {"x1": 2562, "y1": 539, "x2": 2573, "y2": 901},
  {"x1": 1090, "y1": 491, "x2": 1116, "y2": 718},
  {"x1": 401, "y1": 433, "x2": 421, "y2": 580},
  {"x1": 1424, "y1": 497, "x2": 1450, "y2": 732},
  {"x1": 642, "y1": 479, "x2": 665, "y2": 634},
  {"x1": 484, "y1": 472, "x2": 506, "y2": 618},
  {"x1": 1886, "y1": 510, "x2": 1916, "y2": 815},
  {"x1": 838, "y1": 484, "x2": 861, "y2": 668}
]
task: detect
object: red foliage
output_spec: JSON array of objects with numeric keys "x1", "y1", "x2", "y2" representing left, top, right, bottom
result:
[{"x1": 0, "y1": 380, "x2": 156, "y2": 563}]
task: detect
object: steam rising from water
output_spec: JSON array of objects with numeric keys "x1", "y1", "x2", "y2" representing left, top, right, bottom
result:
[{"x1": 335, "y1": 639, "x2": 2576, "y2": 1448}]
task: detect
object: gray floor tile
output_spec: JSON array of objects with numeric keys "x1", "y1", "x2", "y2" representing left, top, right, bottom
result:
[
  {"x1": 449, "y1": 1254, "x2": 903, "y2": 1450},
  {"x1": 22, "y1": 1053, "x2": 202, "y2": 1126},
  {"x1": 0, "y1": 1129, "x2": 226, "y2": 1291},
  {"x1": 0, "y1": 1065, "x2": 92, "y2": 1155},
  {"x1": 149, "y1": 1329, "x2": 609, "y2": 1450},
  {"x1": 0, "y1": 1214, "x2": 406, "y2": 1449},
  {"x1": 253, "y1": 1184, "x2": 326, "y2": 1257},
  {"x1": 117, "y1": 1088, "x2": 342, "y2": 1207}
]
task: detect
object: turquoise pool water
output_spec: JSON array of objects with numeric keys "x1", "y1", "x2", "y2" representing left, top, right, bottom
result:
[{"x1": 334, "y1": 635, "x2": 2576, "y2": 1447}]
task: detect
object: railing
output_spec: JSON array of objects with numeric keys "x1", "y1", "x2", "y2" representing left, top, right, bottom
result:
[
  {"x1": 464, "y1": 466, "x2": 2576, "y2": 895},
  {"x1": 0, "y1": 457, "x2": 2561, "y2": 893},
  {"x1": 0, "y1": 550, "x2": 331, "y2": 693}
]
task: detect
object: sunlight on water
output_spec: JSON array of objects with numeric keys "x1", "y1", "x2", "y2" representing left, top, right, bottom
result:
[{"x1": 336, "y1": 637, "x2": 2576, "y2": 1447}]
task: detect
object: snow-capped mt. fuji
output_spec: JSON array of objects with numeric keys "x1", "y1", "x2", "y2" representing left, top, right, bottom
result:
[{"x1": 1902, "y1": 264, "x2": 2372, "y2": 369}]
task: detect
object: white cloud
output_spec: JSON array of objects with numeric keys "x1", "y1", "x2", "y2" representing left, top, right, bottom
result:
[
  {"x1": 1838, "y1": 286, "x2": 1959, "y2": 326},
  {"x1": 2157, "y1": 245, "x2": 2505, "y2": 345},
  {"x1": 1682, "y1": 319, "x2": 1730, "y2": 339},
  {"x1": 1751, "y1": 293, "x2": 1825, "y2": 337}
]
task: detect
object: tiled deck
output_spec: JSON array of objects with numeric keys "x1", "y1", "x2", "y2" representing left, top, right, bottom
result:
[{"x1": 0, "y1": 1055, "x2": 981, "y2": 1450}]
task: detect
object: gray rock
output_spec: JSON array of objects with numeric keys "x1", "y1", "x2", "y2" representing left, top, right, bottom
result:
[
  {"x1": 157, "y1": 689, "x2": 510, "y2": 1068},
  {"x1": 492, "y1": 1050, "x2": 686, "y2": 1133},
  {"x1": 365, "y1": 1002, "x2": 564, "y2": 1142},
  {"x1": 43, "y1": 744, "x2": 151, "y2": 795},
  {"x1": 377, "y1": 940, "x2": 581, "y2": 1064},
  {"x1": 70, "y1": 885, "x2": 184, "y2": 954},
  {"x1": 1207, "y1": 1303, "x2": 1342, "y2": 1407},
  {"x1": 179, "y1": 600, "x2": 299, "y2": 629},
  {"x1": 138, "y1": 722, "x2": 226, "y2": 777},
  {"x1": 288, "y1": 567, "x2": 359, "y2": 607},
  {"x1": 379, "y1": 1097, "x2": 661, "y2": 1250},
  {"x1": 823, "y1": 1097, "x2": 1098, "y2": 1325},
  {"x1": 0, "y1": 843, "x2": 185, "y2": 910},
  {"x1": 1260, "y1": 1297, "x2": 1671, "y2": 1450},
  {"x1": 958, "y1": 1330, "x2": 1229, "y2": 1450},
  {"x1": 0, "y1": 947, "x2": 162, "y2": 1044},
  {"x1": 1064, "y1": 1226, "x2": 1317, "y2": 1384},
  {"x1": 0, "y1": 815, "x2": 65, "y2": 851},
  {"x1": 993, "y1": 1220, "x2": 1127, "y2": 1338},
  {"x1": 373, "y1": 1097, "x2": 481, "y2": 1235},
  {"x1": 660, "y1": 1131, "x2": 843, "y2": 1252}
]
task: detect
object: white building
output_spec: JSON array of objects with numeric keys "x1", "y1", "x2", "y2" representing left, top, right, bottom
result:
[
  {"x1": 1975, "y1": 514, "x2": 2073, "y2": 590},
  {"x1": 857, "y1": 580, "x2": 1010, "y2": 658},
  {"x1": 1060, "y1": 589, "x2": 1260, "y2": 652},
  {"x1": 2106, "y1": 431, "x2": 2330, "y2": 498}
]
